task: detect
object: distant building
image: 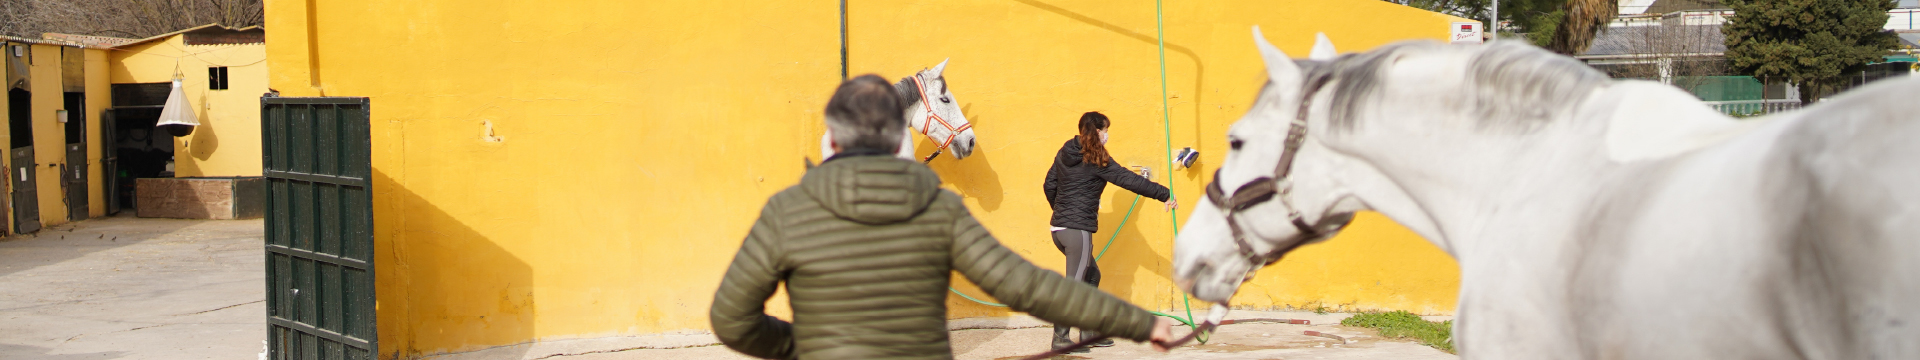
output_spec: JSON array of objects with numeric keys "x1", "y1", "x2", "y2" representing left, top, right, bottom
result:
[{"x1": 1581, "y1": 3, "x2": 1917, "y2": 114}]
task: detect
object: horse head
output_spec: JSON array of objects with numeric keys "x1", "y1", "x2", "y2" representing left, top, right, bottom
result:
[
  {"x1": 901, "y1": 59, "x2": 977, "y2": 160},
  {"x1": 1173, "y1": 27, "x2": 1363, "y2": 303},
  {"x1": 817, "y1": 59, "x2": 977, "y2": 162}
]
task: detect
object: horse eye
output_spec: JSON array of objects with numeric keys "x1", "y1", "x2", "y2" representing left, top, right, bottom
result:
[
  {"x1": 1230, "y1": 139, "x2": 1244, "y2": 150},
  {"x1": 940, "y1": 97, "x2": 951, "y2": 103}
]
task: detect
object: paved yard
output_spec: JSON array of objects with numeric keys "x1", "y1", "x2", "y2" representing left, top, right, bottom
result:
[
  {"x1": 431, "y1": 311, "x2": 1457, "y2": 360},
  {"x1": 0, "y1": 214, "x2": 1455, "y2": 360},
  {"x1": 0, "y1": 215, "x2": 265, "y2": 360}
]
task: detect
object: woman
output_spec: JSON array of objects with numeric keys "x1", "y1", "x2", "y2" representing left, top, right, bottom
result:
[{"x1": 1041, "y1": 111, "x2": 1177, "y2": 353}]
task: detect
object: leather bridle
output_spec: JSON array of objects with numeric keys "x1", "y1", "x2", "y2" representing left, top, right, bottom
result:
[
  {"x1": 1203, "y1": 76, "x2": 1339, "y2": 267},
  {"x1": 910, "y1": 75, "x2": 971, "y2": 164}
]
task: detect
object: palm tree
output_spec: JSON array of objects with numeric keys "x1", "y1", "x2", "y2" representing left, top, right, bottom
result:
[{"x1": 1547, "y1": 0, "x2": 1617, "y2": 55}]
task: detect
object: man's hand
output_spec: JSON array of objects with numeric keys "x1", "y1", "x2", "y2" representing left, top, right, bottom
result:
[
  {"x1": 1149, "y1": 317, "x2": 1178, "y2": 352},
  {"x1": 1164, "y1": 195, "x2": 1179, "y2": 212}
]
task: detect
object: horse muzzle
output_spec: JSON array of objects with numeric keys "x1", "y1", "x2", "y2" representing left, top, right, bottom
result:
[{"x1": 949, "y1": 131, "x2": 977, "y2": 159}]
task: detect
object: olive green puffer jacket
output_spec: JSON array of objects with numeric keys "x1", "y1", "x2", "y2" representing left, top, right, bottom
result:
[{"x1": 710, "y1": 154, "x2": 1157, "y2": 360}]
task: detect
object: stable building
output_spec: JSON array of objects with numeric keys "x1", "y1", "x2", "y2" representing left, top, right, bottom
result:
[
  {"x1": 1, "y1": 36, "x2": 111, "y2": 235},
  {"x1": 96, "y1": 24, "x2": 267, "y2": 220}
]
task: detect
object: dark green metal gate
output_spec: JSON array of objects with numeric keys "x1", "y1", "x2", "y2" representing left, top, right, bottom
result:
[{"x1": 263, "y1": 97, "x2": 374, "y2": 360}]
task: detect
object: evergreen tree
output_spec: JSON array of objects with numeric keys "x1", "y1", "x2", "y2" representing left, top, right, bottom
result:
[{"x1": 1723, "y1": 0, "x2": 1900, "y2": 103}]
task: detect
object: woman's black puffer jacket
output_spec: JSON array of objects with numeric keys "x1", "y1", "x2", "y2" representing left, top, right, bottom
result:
[{"x1": 1043, "y1": 137, "x2": 1170, "y2": 233}]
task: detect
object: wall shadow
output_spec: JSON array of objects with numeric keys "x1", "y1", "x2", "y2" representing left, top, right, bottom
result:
[
  {"x1": 185, "y1": 112, "x2": 220, "y2": 162},
  {"x1": 372, "y1": 169, "x2": 534, "y2": 360},
  {"x1": 925, "y1": 112, "x2": 1005, "y2": 211},
  {"x1": 1013, "y1": 0, "x2": 1209, "y2": 169},
  {"x1": 1089, "y1": 191, "x2": 1172, "y2": 307}
]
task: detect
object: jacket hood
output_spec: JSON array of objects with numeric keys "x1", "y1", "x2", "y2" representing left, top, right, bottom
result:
[
  {"x1": 801, "y1": 155, "x2": 943, "y2": 224},
  {"x1": 1056, "y1": 138, "x2": 1085, "y2": 167}
]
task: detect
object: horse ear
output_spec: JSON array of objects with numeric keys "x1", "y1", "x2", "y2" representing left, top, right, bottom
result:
[
  {"x1": 1308, "y1": 32, "x2": 1337, "y2": 60},
  {"x1": 930, "y1": 58, "x2": 950, "y2": 78},
  {"x1": 1253, "y1": 26, "x2": 1302, "y2": 88}
]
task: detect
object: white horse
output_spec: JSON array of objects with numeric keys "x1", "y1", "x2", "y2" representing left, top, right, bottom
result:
[
  {"x1": 1173, "y1": 26, "x2": 1920, "y2": 359},
  {"x1": 821, "y1": 59, "x2": 977, "y2": 162}
]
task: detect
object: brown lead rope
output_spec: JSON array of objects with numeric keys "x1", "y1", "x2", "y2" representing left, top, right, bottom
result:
[
  {"x1": 1015, "y1": 321, "x2": 1220, "y2": 360},
  {"x1": 1153, "y1": 321, "x2": 1219, "y2": 349}
]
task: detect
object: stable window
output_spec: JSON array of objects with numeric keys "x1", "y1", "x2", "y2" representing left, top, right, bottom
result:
[{"x1": 208, "y1": 67, "x2": 229, "y2": 90}]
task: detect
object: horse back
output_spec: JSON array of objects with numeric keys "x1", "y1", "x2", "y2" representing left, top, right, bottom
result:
[{"x1": 1767, "y1": 78, "x2": 1920, "y2": 359}]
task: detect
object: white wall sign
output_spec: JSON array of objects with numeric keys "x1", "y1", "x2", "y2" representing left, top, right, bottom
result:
[{"x1": 1451, "y1": 22, "x2": 1484, "y2": 44}]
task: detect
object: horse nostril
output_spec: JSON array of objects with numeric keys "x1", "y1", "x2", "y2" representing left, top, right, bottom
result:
[{"x1": 967, "y1": 138, "x2": 975, "y2": 149}]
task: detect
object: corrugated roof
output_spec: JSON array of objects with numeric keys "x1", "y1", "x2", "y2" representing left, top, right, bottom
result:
[
  {"x1": 110, "y1": 24, "x2": 263, "y2": 49},
  {"x1": 41, "y1": 33, "x2": 139, "y2": 48},
  {"x1": 1583, "y1": 25, "x2": 1727, "y2": 56},
  {"x1": 1, "y1": 35, "x2": 83, "y2": 47}
]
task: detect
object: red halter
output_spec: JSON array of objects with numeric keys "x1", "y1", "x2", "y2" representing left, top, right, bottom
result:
[{"x1": 912, "y1": 75, "x2": 971, "y2": 163}]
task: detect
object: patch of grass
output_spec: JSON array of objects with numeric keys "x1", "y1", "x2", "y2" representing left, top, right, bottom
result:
[{"x1": 1340, "y1": 310, "x2": 1454, "y2": 353}]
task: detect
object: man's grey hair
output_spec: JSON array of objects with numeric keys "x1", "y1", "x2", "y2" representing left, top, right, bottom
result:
[{"x1": 825, "y1": 74, "x2": 906, "y2": 152}]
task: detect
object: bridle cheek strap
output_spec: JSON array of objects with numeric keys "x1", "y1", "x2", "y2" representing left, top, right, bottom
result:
[{"x1": 1201, "y1": 74, "x2": 1334, "y2": 267}]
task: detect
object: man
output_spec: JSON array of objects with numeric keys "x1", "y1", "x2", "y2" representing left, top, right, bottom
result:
[{"x1": 711, "y1": 74, "x2": 1175, "y2": 359}]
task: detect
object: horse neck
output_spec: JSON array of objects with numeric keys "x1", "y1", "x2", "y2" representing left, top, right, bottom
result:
[
  {"x1": 1332, "y1": 115, "x2": 1613, "y2": 268},
  {"x1": 904, "y1": 100, "x2": 930, "y2": 136},
  {"x1": 1323, "y1": 124, "x2": 1610, "y2": 352}
]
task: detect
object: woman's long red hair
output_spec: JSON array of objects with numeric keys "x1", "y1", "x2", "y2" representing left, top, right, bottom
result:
[{"x1": 1077, "y1": 112, "x2": 1111, "y2": 167}]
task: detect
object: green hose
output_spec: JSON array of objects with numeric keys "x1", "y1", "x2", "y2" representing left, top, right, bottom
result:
[
  {"x1": 1153, "y1": 0, "x2": 1203, "y2": 341},
  {"x1": 944, "y1": 0, "x2": 1209, "y2": 344}
]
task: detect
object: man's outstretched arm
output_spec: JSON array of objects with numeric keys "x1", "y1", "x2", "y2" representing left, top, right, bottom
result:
[{"x1": 943, "y1": 194, "x2": 1157, "y2": 341}]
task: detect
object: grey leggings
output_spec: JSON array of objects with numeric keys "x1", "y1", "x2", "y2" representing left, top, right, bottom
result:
[{"x1": 1051, "y1": 229, "x2": 1101, "y2": 287}]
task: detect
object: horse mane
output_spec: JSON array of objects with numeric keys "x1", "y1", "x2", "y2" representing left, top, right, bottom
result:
[
  {"x1": 894, "y1": 74, "x2": 922, "y2": 107},
  {"x1": 1298, "y1": 41, "x2": 1610, "y2": 134},
  {"x1": 895, "y1": 70, "x2": 949, "y2": 105}
]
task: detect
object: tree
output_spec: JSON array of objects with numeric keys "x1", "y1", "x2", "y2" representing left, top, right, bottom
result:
[
  {"x1": 0, "y1": 0, "x2": 262, "y2": 39},
  {"x1": 1384, "y1": 0, "x2": 1611, "y2": 54},
  {"x1": 1546, "y1": 0, "x2": 1617, "y2": 55},
  {"x1": 1723, "y1": 0, "x2": 1900, "y2": 103}
]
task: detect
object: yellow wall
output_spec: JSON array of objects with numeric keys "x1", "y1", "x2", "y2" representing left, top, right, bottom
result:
[
  {"x1": 109, "y1": 36, "x2": 268, "y2": 177},
  {"x1": 849, "y1": 1, "x2": 1468, "y2": 318},
  {"x1": 86, "y1": 48, "x2": 109, "y2": 217},
  {"x1": 268, "y1": 0, "x2": 1470, "y2": 357},
  {"x1": 268, "y1": 1, "x2": 835, "y2": 357},
  {"x1": 28, "y1": 44, "x2": 65, "y2": 228}
]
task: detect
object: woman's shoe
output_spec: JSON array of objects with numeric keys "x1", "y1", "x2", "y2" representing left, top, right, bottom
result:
[
  {"x1": 1052, "y1": 326, "x2": 1087, "y2": 353},
  {"x1": 1082, "y1": 330, "x2": 1116, "y2": 348}
]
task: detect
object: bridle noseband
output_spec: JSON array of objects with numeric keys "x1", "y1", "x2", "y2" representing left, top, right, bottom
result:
[
  {"x1": 1203, "y1": 77, "x2": 1335, "y2": 267},
  {"x1": 911, "y1": 75, "x2": 971, "y2": 164}
]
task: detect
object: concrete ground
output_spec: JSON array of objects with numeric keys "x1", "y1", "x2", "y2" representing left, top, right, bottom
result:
[
  {"x1": 0, "y1": 215, "x2": 1455, "y2": 360},
  {"x1": 0, "y1": 214, "x2": 265, "y2": 360},
  {"x1": 449, "y1": 311, "x2": 1458, "y2": 360}
]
